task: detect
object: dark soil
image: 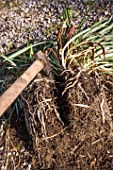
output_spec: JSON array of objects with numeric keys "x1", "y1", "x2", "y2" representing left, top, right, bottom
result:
[{"x1": 1, "y1": 69, "x2": 113, "y2": 170}]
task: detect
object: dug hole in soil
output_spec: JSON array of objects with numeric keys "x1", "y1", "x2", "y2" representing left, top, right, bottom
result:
[{"x1": 1, "y1": 67, "x2": 113, "y2": 170}]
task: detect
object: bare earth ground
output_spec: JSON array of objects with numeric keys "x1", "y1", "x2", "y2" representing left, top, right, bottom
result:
[{"x1": 1, "y1": 69, "x2": 113, "y2": 169}]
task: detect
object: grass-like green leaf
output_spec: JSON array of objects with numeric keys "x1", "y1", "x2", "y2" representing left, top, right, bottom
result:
[
  {"x1": 79, "y1": 0, "x2": 99, "y2": 30},
  {"x1": 0, "y1": 54, "x2": 16, "y2": 66},
  {"x1": 8, "y1": 41, "x2": 54, "y2": 60}
]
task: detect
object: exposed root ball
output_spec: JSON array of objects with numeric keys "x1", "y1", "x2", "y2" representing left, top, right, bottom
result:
[
  {"x1": 23, "y1": 74, "x2": 64, "y2": 165},
  {"x1": 60, "y1": 69, "x2": 113, "y2": 169},
  {"x1": 23, "y1": 70, "x2": 113, "y2": 169}
]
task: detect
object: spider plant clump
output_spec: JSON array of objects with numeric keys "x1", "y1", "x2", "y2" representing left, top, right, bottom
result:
[
  {"x1": 56, "y1": 15, "x2": 113, "y2": 75},
  {"x1": 44, "y1": 3, "x2": 113, "y2": 78}
]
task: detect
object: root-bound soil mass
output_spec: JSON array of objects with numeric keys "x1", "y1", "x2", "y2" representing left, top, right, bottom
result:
[{"x1": 1, "y1": 68, "x2": 113, "y2": 170}]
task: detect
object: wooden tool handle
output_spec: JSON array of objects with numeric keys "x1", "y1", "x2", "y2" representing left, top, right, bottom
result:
[{"x1": 0, "y1": 51, "x2": 45, "y2": 117}]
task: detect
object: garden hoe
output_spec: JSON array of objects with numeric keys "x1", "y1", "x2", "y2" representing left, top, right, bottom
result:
[{"x1": 0, "y1": 51, "x2": 52, "y2": 117}]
